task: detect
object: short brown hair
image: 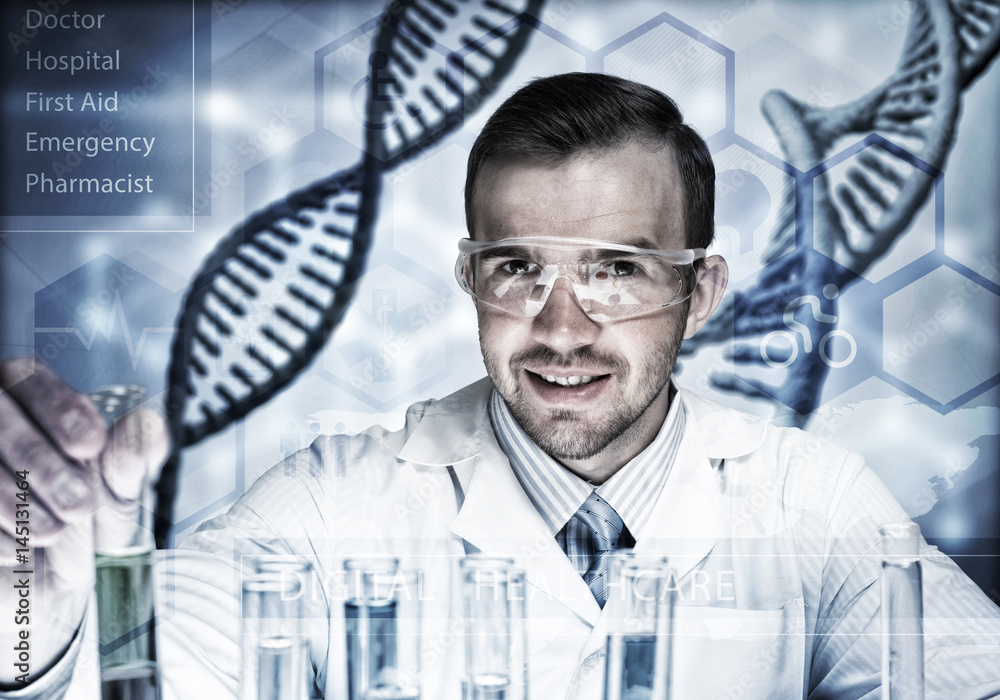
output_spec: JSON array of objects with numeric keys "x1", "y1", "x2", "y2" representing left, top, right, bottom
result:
[{"x1": 465, "y1": 72, "x2": 715, "y2": 249}]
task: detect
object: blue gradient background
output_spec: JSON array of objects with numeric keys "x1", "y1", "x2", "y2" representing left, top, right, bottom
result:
[{"x1": 1, "y1": 0, "x2": 997, "y2": 598}]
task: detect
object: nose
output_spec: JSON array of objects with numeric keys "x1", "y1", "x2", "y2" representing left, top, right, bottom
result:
[{"x1": 531, "y1": 277, "x2": 601, "y2": 353}]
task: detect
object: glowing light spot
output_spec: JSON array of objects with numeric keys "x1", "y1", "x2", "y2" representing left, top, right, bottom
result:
[{"x1": 207, "y1": 92, "x2": 242, "y2": 126}]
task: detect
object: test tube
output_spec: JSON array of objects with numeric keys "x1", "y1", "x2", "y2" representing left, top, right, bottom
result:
[
  {"x1": 880, "y1": 522, "x2": 924, "y2": 700},
  {"x1": 344, "y1": 557, "x2": 422, "y2": 700},
  {"x1": 602, "y1": 551, "x2": 674, "y2": 700},
  {"x1": 90, "y1": 385, "x2": 160, "y2": 700},
  {"x1": 460, "y1": 556, "x2": 528, "y2": 700},
  {"x1": 241, "y1": 563, "x2": 310, "y2": 700}
]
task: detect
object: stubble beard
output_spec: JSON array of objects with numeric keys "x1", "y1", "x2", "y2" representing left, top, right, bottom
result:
[{"x1": 481, "y1": 322, "x2": 686, "y2": 461}]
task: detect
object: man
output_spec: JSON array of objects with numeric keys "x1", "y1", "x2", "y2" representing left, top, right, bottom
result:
[{"x1": 1, "y1": 73, "x2": 999, "y2": 699}]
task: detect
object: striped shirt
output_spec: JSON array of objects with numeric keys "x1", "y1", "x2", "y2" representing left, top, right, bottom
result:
[{"x1": 488, "y1": 384, "x2": 687, "y2": 556}]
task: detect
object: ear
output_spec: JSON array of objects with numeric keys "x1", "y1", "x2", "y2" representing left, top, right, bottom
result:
[{"x1": 684, "y1": 254, "x2": 729, "y2": 339}]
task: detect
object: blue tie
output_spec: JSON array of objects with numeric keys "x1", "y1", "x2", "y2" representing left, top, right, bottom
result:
[{"x1": 564, "y1": 491, "x2": 635, "y2": 607}]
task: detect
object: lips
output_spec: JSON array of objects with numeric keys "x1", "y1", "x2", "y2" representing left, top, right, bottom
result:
[{"x1": 524, "y1": 369, "x2": 611, "y2": 404}]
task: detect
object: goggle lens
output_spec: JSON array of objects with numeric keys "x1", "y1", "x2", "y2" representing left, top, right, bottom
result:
[{"x1": 456, "y1": 240, "x2": 702, "y2": 321}]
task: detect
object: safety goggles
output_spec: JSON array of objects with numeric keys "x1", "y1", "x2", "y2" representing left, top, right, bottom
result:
[{"x1": 455, "y1": 236, "x2": 706, "y2": 322}]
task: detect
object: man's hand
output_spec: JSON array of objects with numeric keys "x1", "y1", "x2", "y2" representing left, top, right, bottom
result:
[{"x1": 0, "y1": 359, "x2": 168, "y2": 685}]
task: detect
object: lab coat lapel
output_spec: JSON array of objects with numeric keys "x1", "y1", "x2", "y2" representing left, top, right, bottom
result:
[
  {"x1": 394, "y1": 378, "x2": 597, "y2": 624},
  {"x1": 634, "y1": 420, "x2": 725, "y2": 580},
  {"x1": 632, "y1": 387, "x2": 765, "y2": 581},
  {"x1": 449, "y1": 414, "x2": 601, "y2": 627},
  {"x1": 579, "y1": 395, "x2": 728, "y2": 661}
]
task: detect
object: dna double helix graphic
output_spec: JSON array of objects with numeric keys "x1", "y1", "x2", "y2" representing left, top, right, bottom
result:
[
  {"x1": 683, "y1": 0, "x2": 1000, "y2": 423},
  {"x1": 156, "y1": 0, "x2": 545, "y2": 544}
]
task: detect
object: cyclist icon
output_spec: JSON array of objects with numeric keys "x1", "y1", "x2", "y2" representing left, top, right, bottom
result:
[{"x1": 760, "y1": 284, "x2": 857, "y2": 369}]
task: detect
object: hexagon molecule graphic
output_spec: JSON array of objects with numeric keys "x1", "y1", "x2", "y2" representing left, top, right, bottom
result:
[
  {"x1": 601, "y1": 14, "x2": 732, "y2": 140},
  {"x1": 883, "y1": 264, "x2": 1000, "y2": 408}
]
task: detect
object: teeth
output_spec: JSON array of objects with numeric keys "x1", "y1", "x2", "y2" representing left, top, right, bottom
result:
[{"x1": 540, "y1": 374, "x2": 595, "y2": 386}]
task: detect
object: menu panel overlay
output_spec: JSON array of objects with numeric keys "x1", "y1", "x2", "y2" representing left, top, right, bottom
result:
[{"x1": 2, "y1": 1, "x2": 194, "y2": 221}]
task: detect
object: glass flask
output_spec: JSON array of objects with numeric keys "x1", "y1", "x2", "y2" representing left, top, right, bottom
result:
[
  {"x1": 240, "y1": 560, "x2": 312, "y2": 700},
  {"x1": 880, "y1": 522, "x2": 924, "y2": 700},
  {"x1": 344, "y1": 556, "x2": 422, "y2": 700},
  {"x1": 602, "y1": 551, "x2": 674, "y2": 700},
  {"x1": 90, "y1": 385, "x2": 160, "y2": 700},
  {"x1": 460, "y1": 555, "x2": 528, "y2": 700}
]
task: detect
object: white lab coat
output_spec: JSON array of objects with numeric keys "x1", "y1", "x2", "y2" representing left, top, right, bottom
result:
[{"x1": 13, "y1": 378, "x2": 1000, "y2": 700}]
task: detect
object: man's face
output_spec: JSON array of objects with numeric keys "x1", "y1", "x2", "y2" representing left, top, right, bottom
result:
[{"x1": 471, "y1": 142, "x2": 722, "y2": 481}]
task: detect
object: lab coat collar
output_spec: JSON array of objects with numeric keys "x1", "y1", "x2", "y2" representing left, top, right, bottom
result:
[
  {"x1": 393, "y1": 378, "x2": 768, "y2": 628},
  {"x1": 395, "y1": 377, "x2": 494, "y2": 467},
  {"x1": 681, "y1": 389, "x2": 768, "y2": 460},
  {"x1": 451, "y1": 414, "x2": 603, "y2": 625}
]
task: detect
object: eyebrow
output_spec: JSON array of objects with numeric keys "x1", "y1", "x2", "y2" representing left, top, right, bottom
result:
[
  {"x1": 620, "y1": 237, "x2": 660, "y2": 250},
  {"x1": 476, "y1": 239, "x2": 666, "y2": 263},
  {"x1": 477, "y1": 245, "x2": 534, "y2": 261}
]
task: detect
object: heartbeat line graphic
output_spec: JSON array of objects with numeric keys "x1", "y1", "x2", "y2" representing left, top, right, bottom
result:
[{"x1": 35, "y1": 292, "x2": 175, "y2": 371}]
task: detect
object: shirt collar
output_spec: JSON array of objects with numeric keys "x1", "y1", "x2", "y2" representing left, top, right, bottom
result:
[{"x1": 489, "y1": 383, "x2": 687, "y2": 539}]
